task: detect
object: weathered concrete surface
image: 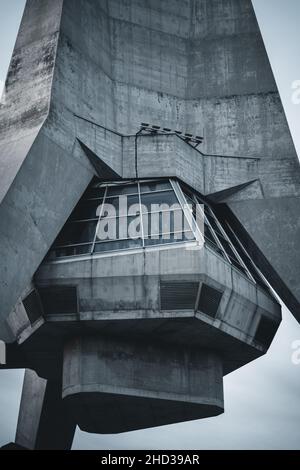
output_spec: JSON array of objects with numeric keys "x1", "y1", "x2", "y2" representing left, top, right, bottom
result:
[
  {"x1": 33, "y1": 244, "x2": 281, "y2": 376},
  {"x1": 0, "y1": 0, "x2": 299, "y2": 333},
  {"x1": 0, "y1": 0, "x2": 63, "y2": 203},
  {"x1": 52, "y1": 0, "x2": 300, "y2": 319},
  {"x1": 0, "y1": 0, "x2": 296, "y2": 444},
  {"x1": 63, "y1": 336, "x2": 223, "y2": 433},
  {"x1": 225, "y1": 199, "x2": 300, "y2": 315},
  {"x1": 15, "y1": 369, "x2": 75, "y2": 449},
  {"x1": 0, "y1": 0, "x2": 96, "y2": 341},
  {"x1": 1, "y1": 240, "x2": 281, "y2": 380},
  {"x1": 15, "y1": 370, "x2": 46, "y2": 449}
]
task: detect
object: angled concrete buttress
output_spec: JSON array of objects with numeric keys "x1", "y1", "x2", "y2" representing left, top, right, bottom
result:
[
  {"x1": 15, "y1": 369, "x2": 76, "y2": 449},
  {"x1": 0, "y1": 0, "x2": 299, "y2": 449}
]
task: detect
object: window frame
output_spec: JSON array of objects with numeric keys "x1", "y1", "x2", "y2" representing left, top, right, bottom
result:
[{"x1": 50, "y1": 178, "x2": 197, "y2": 258}]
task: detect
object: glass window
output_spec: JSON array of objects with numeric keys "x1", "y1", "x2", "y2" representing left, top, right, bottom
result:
[
  {"x1": 180, "y1": 185, "x2": 252, "y2": 275},
  {"x1": 204, "y1": 223, "x2": 217, "y2": 245},
  {"x1": 216, "y1": 236, "x2": 238, "y2": 261},
  {"x1": 144, "y1": 231, "x2": 194, "y2": 246},
  {"x1": 94, "y1": 238, "x2": 143, "y2": 253},
  {"x1": 182, "y1": 191, "x2": 196, "y2": 217},
  {"x1": 223, "y1": 221, "x2": 271, "y2": 291},
  {"x1": 100, "y1": 194, "x2": 140, "y2": 218},
  {"x1": 96, "y1": 215, "x2": 143, "y2": 241},
  {"x1": 55, "y1": 221, "x2": 97, "y2": 246},
  {"x1": 106, "y1": 183, "x2": 138, "y2": 197},
  {"x1": 142, "y1": 209, "x2": 187, "y2": 238},
  {"x1": 49, "y1": 179, "x2": 197, "y2": 259},
  {"x1": 140, "y1": 180, "x2": 172, "y2": 193},
  {"x1": 140, "y1": 191, "x2": 178, "y2": 212},
  {"x1": 84, "y1": 185, "x2": 106, "y2": 200},
  {"x1": 70, "y1": 199, "x2": 103, "y2": 221},
  {"x1": 54, "y1": 243, "x2": 93, "y2": 258},
  {"x1": 204, "y1": 239, "x2": 225, "y2": 257},
  {"x1": 205, "y1": 210, "x2": 224, "y2": 237}
]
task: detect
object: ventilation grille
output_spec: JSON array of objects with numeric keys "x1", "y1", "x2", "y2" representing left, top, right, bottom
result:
[
  {"x1": 23, "y1": 290, "x2": 44, "y2": 325},
  {"x1": 160, "y1": 281, "x2": 198, "y2": 310},
  {"x1": 198, "y1": 283, "x2": 222, "y2": 318},
  {"x1": 254, "y1": 316, "x2": 278, "y2": 345},
  {"x1": 38, "y1": 286, "x2": 78, "y2": 315}
]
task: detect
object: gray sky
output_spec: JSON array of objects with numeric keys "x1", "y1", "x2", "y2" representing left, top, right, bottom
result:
[{"x1": 0, "y1": 0, "x2": 300, "y2": 450}]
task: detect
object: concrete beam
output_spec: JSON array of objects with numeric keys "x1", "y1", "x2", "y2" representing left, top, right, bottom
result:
[{"x1": 15, "y1": 369, "x2": 75, "y2": 450}]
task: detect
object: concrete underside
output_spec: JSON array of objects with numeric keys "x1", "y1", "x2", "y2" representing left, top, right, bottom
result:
[
  {"x1": 65, "y1": 392, "x2": 222, "y2": 434},
  {"x1": 3, "y1": 316, "x2": 269, "y2": 380}
]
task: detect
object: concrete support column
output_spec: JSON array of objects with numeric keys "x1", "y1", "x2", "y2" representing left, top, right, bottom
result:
[
  {"x1": 15, "y1": 369, "x2": 76, "y2": 450},
  {"x1": 63, "y1": 335, "x2": 224, "y2": 434}
]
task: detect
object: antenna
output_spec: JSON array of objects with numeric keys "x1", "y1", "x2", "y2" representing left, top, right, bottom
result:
[{"x1": 139, "y1": 123, "x2": 204, "y2": 148}]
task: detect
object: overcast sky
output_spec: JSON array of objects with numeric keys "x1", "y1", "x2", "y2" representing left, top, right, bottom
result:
[{"x1": 0, "y1": 0, "x2": 300, "y2": 450}]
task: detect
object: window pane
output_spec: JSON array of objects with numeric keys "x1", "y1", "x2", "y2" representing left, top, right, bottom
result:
[
  {"x1": 126, "y1": 194, "x2": 141, "y2": 213},
  {"x1": 195, "y1": 194, "x2": 205, "y2": 205},
  {"x1": 97, "y1": 215, "x2": 142, "y2": 241},
  {"x1": 217, "y1": 236, "x2": 240, "y2": 263},
  {"x1": 204, "y1": 224, "x2": 225, "y2": 257},
  {"x1": 204, "y1": 223, "x2": 217, "y2": 245},
  {"x1": 183, "y1": 191, "x2": 196, "y2": 217},
  {"x1": 55, "y1": 221, "x2": 97, "y2": 246},
  {"x1": 205, "y1": 239, "x2": 225, "y2": 257},
  {"x1": 205, "y1": 211, "x2": 223, "y2": 237},
  {"x1": 84, "y1": 185, "x2": 106, "y2": 200},
  {"x1": 144, "y1": 231, "x2": 195, "y2": 246},
  {"x1": 126, "y1": 215, "x2": 143, "y2": 239},
  {"x1": 93, "y1": 238, "x2": 143, "y2": 253},
  {"x1": 100, "y1": 194, "x2": 140, "y2": 218},
  {"x1": 143, "y1": 210, "x2": 187, "y2": 237},
  {"x1": 140, "y1": 190, "x2": 178, "y2": 212},
  {"x1": 53, "y1": 244, "x2": 93, "y2": 258},
  {"x1": 70, "y1": 199, "x2": 103, "y2": 221},
  {"x1": 140, "y1": 180, "x2": 171, "y2": 193},
  {"x1": 106, "y1": 183, "x2": 138, "y2": 197},
  {"x1": 182, "y1": 190, "x2": 194, "y2": 204}
]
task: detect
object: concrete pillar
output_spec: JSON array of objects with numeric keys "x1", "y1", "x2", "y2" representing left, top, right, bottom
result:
[
  {"x1": 15, "y1": 369, "x2": 76, "y2": 450},
  {"x1": 63, "y1": 335, "x2": 224, "y2": 434}
]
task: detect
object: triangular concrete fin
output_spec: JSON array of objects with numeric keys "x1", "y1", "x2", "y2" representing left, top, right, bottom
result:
[
  {"x1": 78, "y1": 139, "x2": 122, "y2": 180},
  {"x1": 208, "y1": 180, "x2": 260, "y2": 203}
]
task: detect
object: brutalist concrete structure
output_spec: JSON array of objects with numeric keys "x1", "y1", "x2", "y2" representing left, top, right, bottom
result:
[{"x1": 0, "y1": 0, "x2": 299, "y2": 449}]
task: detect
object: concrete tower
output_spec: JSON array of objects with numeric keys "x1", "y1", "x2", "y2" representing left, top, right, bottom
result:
[{"x1": 0, "y1": 0, "x2": 299, "y2": 449}]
